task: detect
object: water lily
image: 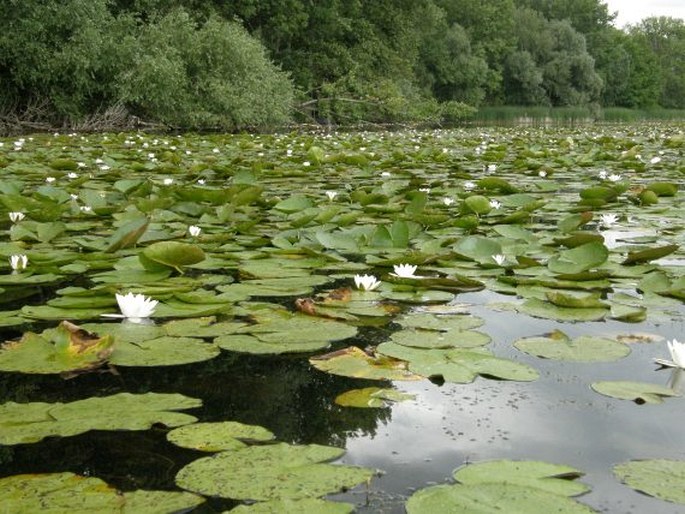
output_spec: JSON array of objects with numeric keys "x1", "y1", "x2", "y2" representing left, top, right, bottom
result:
[
  {"x1": 325, "y1": 191, "x2": 338, "y2": 200},
  {"x1": 489, "y1": 199, "x2": 502, "y2": 209},
  {"x1": 598, "y1": 170, "x2": 608, "y2": 180},
  {"x1": 188, "y1": 225, "x2": 202, "y2": 237},
  {"x1": 163, "y1": 178, "x2": 174, "y2": 185},
  {"x1": 105, "y1": 292, "x2": 158, "y2": 321},
  {"x1": 538, "y1": 170, "x2": 547, "y2": 177},
  {"x1": 8, "y1": 212, "x2": 25, "y2": 223},
  {"x1": 419, "y1": 187, "x2": 431, "y2": 194},
  {"x1": 354, "y1": 274, "x2": 381, "y2": 291},
  {"x1": 9, "y1": 254, "x2": 28, "y2": 271},
  {"x1": 492, "y1": 254, "x2": 506, "y2": 266},
  {"x1": 599, "y1": 213, "x2": 619, "y2": 228},
  {"x1": 197, "y1": 179, "x2": 206, "y2": 185},
  {"x1": 654, "y1": 339, "x2": 685, "y2": 369},
  {"x1": 392, "y1": 263, "x2": 418, "y2": 278},
  {"x1": 608, "y1": 173, "x2": 622, "y2": 182},
  {"x1": 443, "y1": 197, "x2": 455, "y2": 206},
  {"x1": 45, "y1": 176, "x2": 56, "y2": 183},
  {"x1": 67, "y1": 172, "x2": 78, "y2": 179},
  {"x1": 486, "y1": 164, "x2": 497, "y2": 172},
  {"x1": 80, "y1": 205, "x2": 92, "y2": 213},
  {"x1": 464, "y1": 181, "x2": 476, "y2": 190},
  {"x1": 650, "y1": 156, "x2": 661, "y2": 164}
]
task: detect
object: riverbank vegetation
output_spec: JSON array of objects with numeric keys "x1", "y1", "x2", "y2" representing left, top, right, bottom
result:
[{"x1": 0, "y1": 0, "x2": 683, "y2": 132}]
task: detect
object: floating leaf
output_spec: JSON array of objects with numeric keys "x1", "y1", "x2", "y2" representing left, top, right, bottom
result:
[
  {"x1": 516, "y1": 298, "x2": 608, "y2": 322},
  {"x1": 140, "y1": 241, "x2": 206, "y2": 272},
  {"x1": 591, "y1": 381, "x2": 678, "y2": 404},
  {"x1": 406, "y1": 483, "x2": 594, "y2": 514},
  {"x1": 453, "y1": 460, "x2": 589, "y2": 496},
  {"x1": 548, "y1": 242, "x2": 608, "y2": 275},
  {"x1": 377, "y1": 342, "x2": 538, "y2": 383},
  {"x1": 105, "y1": 217, "x2": 149, "y2": 252},
  {"x1": 121, "y1": 490, "x2": 205, "y2": 513},
  {"x1": 0, "y1": 472, "x2": 125, "y2": 512},
  {"x1": 309, "y1": 346, "x2": 422, "y2": 381},
  {"x1": 335, "y1": 387, "x2": 415, "y2": 408},
  {"x1": 614, "y1": 459, "x2": 685, "y2": 504},
  {"x1": 175, "y1": 442, "x2": 374, "y2": 501},
  {"x1": 622, "y1": 244, "x2": 679, "y2": 265},
  {"x1": 110, "y1": 337, "x2": 220, "y2": 367},
  {"x1": 514, "y1": 331, "x2": 629, "y2": 362},
  {"x1": 390, "y1": 328, "x2": 490, "y2": 349},
  {"x1": 0, "y1": 392, "x2": 201, "y2": 444},
  {"x1": 230, "y1": 498, "x2": 354, "y2": 513},
  {"x1": 167, "y1": 421, "x2": 275, "y2": 452},
  {"x1": 0, "y1": 321, "x2": 113, "y2": 375}
]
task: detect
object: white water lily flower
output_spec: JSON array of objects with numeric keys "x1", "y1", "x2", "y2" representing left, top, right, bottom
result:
[
  {"x1": 354, "y1": 274, "x2": 381, "y2": 291},
  {"x1": 443, "y1": 197, "x2": 455, "y2": 206},
  {"x1": 8, "y1": 212, "x2": 25, "y2": 223},
  {"x1": 538, "y1": 170, "x2": 547, "y2": 177},
  {"x1": 45, "y1": 176, "x2": 56, "y2": 183},
  {"x1": 197, "y1": 179, "x2": 206, "y2": 185},
  {"x1": 188, "y1": 225, "x2": 202, "y2": 237},
  {"x1": 608, "y1": 173, "x2": 622, "y2": 182},
  {"x1": 303, "y1": 161, "x2": 311, "y2": 167},
  {"x1": 67, "y1": 172, "x2": 78, "y2": 179},
  {"x1": 325, "y1": 191, "x2": 338, "y2": 201},
  {"x1": 599, "y1": 213, "x2": 619, "y2": 228},
  {"x1": 392, "y1": 264, "x2": 418, "y2": 278},
  {"x1": 598, "y1": 170, "x2": 607, "y2": 180},
  {"x1": 107, "y1": 292, "x2": 158, "y2": 321},
  {"x1": 650, "y1": 156, "x2": 661, "y2": 164},
  {"x1": 464, "y1": 181, "x2": 476, "y2": 190},
  {"x1": 486, "y1": 164, "x2": 497, "y2": 172},
  {"x1": 80, "y1": 205, "x2": 92, "y2": 213},
  {"x1": 163, "y1": 178, "x2": 174, "y2": 185},
  {"x1": 9, "y1": 254, "x2": 28, "y2": 271},
  {"x1": 492, "y1": 254, "x2": 506, "y2": 266},
  {"x1": 419, "y1": 187, "x2": 431, "y2": 194},
  {"x1": 654, "y1": 339, "x2": 685, "y2": 369},
  {"x1": 489, "y1": 199, "x2": 502, "y2": 209}
]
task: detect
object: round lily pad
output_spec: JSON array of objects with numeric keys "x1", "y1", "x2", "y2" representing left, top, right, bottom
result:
[
  {"x1": 175, "y1": 442, "x2": 374, "y2": 501},
  {"x1": 390, "y1": 328, "x2": 491, "y2": 349},
  {"x1": 614, "y1": 459, "x2": 685, "y2": 505},
  {"x1": 167, "y1": 421, "x2": 275, "y2": 452},
  {"x1": 591, "y1": 381, "x2": 678, "y2": 404},
  {"x1": 110, "y1": 337, "x2": 220, "y2": 367},
  {"x1": 514, "y1": 332, "x2": 630, "y2": 362},
  {"x1": 227, "y1": 498, "x2": 354, "y2": 513}
]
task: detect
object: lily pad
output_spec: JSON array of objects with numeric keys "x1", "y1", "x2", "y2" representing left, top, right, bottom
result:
[
  {"x1": 217, "y1": 334, "x2": 330, "y2": 354},
  {"x1": 167, "y1": 421, "x2": 275, "y2": 452},
  {"x1": 377, "y1": 342, "x2": 539, "y2": 383},
  {"x1": 110, "y1": 337, "x2": 220, "y2": 367},
  {"x1": 514, "y1": 331, "x2": 630, "y2": 362},
  {"x1": 547, "y1": 242, "x2": 608, "y2": 275},
  {"x1": 121, "y1": 490, "x2": 205, "y2": 513},
  {"x1": 0, "y1": 392, "x2": 201, "y2": 445},
  {"x1": 614, "y1": 459, "x2": 685, "y2": 504},
  {"x1": 453, "y1": 460, "x2": 589, "y2": 496},
  {"x1": 175, "y1": 442, "x2": 374, "y2": 501},
  {"x1": 228, "y1": 498, "x2": 354, "y2": 513},
  {"x1": 0, "y1": 321, "x2": 113, "y2": 375},
  {"x1": 590, "y1": 381, "x2": 678, "y2": 404},
  {"x1": 309, "y1": 346, "x2": 422, "y2": 381},
  {"x1": 516, "y1": 298, "x2": 608, "y2": 322},
  {"x1": 390, "y1": 328, "x2": 491, "y2": 349},
  {"x1": 406, "y1": 482, "x2": 595, "y2": 514},
  {"x1": 140, "y1": 241, "x2": 206, "y2": 272},
  {"x1": 335, "y1": 387, "x2": 416, "y2": 408}
]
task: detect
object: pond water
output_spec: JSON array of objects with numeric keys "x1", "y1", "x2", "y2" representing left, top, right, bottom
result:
[{"x1": 0, "y1": 125, "x2": 684, "y2": 512}]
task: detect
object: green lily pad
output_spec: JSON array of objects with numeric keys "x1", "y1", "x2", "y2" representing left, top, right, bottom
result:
[
  {"x1": 516, "y1": 298, "x2": 608, "y2": 322},
  {"x1": 335, "y1": 387, "x2": 416, "y2": 408},
  {"x1": 514, "y1": 331, "x2": 630, "y2": 362},
  {"x1": 216, "y1": 334, "x2": 330, "y2": 354},
  {"x1": 309, "y1": 346, "x2": 422, "y2": 381},
  {"x1": 0, "y1": 472, "x2": 125, "y2": 512},
  {"x1": 622, "y1": 244, "x2": 679, "y2": 265},
  {"x1": 140, "y1": 241, "x2": 206, "y2": 272},
  {"x1": 397, "y1": 313, "x2": 484, "y2": 331},
  {"x1": 110, "y1": 337, "x2": 220, "y2": 367},
  {"x1": 547, "y1": 242, "x2": 608, "y2": 275},
  {"x1": 377, "y1": 342, "x2": 539, "y2": 383},
  {"x1": 591, "y1": 381, "x2": 678, "y2": 404},
  {"x1": 167, "y1": 421, "x2": 275, "y2": 452},
  {"x1": 406, "y1": 482, "x2": 595, "y2": 514},
  {"x1": 121, "y1": 490, "x2": 205, "y2": 513},
  {"x1": 390, "y1": 328, "x2": 490, "y2": 349},
  {"x1": 0, "y1": 392, "x2": 201, "y2": 444},
  {"x1": 614, "y1": 459, "x2": 685, "y2": 504},
  {"x1": 175, "y1": 442, "x2": 374, "y2": 501},
  {"x1": 163, "y1": 317, "x2": 248, "y2": 338},
  {"x1": 453, "y1": 460, "x2": 589, "y2": 496},
  {"x1": 453, "y1": 236, "x2": 502, "y2": 262},
  {"x1": 228, "y1": 498, "x2": 354, "y2": 513},
  {"x1": 0, "y1": 321, "x2": 113, "y2": 375}
]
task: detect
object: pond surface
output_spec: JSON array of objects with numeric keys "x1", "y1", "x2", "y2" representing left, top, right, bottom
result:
[{"x1": 0, "y1": 125, "x2": 684, "y2": 512}]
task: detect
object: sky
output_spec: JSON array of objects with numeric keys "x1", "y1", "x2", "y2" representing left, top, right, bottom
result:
[{"x1": 604, "y1": 0, "x2": 685, "y2": 28}]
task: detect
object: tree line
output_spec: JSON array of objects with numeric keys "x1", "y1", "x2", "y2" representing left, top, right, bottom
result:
[{"x1": 0, "y1": 0, "x2": 683, "y2": 130}]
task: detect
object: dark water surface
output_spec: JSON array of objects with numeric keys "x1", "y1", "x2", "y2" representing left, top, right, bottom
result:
[{"x1": 1, "y1": 290, "x2": 684, "y2": 513}]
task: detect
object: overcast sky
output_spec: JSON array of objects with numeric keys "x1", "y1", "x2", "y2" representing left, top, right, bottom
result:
[{"x1": 605, "y1": 0, "x2": 685, "y2": 28}]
